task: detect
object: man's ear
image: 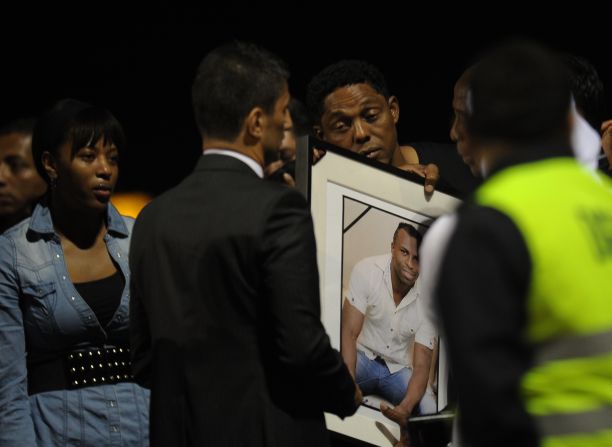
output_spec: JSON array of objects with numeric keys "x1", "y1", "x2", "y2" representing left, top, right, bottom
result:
[
  {"x1": 245, "y1": 107, "x2": 266, "y2": 140},
  {"x1": 388, "y1": 96, "x2": 400, "y2": 125},
  {"x1": 41, "y1": 151, "x2": 58, "y2": 181},
  {"x1": 313, "y1": 124, "x2": 323, "y2": 139}
]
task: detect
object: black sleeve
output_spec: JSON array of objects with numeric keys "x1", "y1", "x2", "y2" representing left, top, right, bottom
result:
[
  {"x1": 260, "y1": 189, "x2": 358, "y2": 417},
  {"x1": 129, "y1": 210, "x2": 152, "y2": 388},
  {"x1": 436, "y1": 205, "x2": 538, "y2": 447}
]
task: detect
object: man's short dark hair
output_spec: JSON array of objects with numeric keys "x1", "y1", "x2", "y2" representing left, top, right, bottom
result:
[
  {"x1": 0, "y1": 118, "x2": 36, "y2": 138},
  {"x1": 289, "y1": 98, "x2": 312, "y2": 137},
  {"x1": 32, "y1": 99, "x2": 126, "y2": 184},
  {"x1": 561, "y1": 53, "x2": 604, "y2": 130},
  {"x1": 467, "y1": 40, "x2": 571, "y2": 147},
  {"x1": 191, "y1": 41, "x2": 289, "y2": 141},
  {"x1": 306, "y1": 60, "x2": 390, "y2": 125},
  {"x1": 393, "y1": 222, "x2": 422, "y2": 249}
]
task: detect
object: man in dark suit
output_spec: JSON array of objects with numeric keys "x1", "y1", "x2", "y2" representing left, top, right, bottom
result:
[{"x1": 129, "y1": 41, "x2": 360, "y2": 446}]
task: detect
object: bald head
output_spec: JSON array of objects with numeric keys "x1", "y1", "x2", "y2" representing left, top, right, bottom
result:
[{"x1": 450, "y1": 66, "x2": 480, "y2": 176}]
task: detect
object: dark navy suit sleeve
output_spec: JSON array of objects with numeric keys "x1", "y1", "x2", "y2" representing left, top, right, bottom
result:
[{"x1": 260, "y1": 188, "x2": 357, "y2": 417}]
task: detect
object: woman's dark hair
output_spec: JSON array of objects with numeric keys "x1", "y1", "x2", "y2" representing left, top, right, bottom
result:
[{"x1": 31, "y1": 99, "x2": 126, "y2": 184}]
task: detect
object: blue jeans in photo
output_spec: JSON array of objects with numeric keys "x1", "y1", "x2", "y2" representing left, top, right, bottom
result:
[{"x1": 356, "y1": 350, "x2": 437, "y2": 414}]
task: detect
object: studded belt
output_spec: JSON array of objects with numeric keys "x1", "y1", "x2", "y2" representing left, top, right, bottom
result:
[{"x1": 28, "y1": 345, "x2": 134, "y2": 395}]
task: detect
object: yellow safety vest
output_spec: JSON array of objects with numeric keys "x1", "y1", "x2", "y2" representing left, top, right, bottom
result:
[{"x1": 476, "y1": 157, "x2": 612, "y2": 447}]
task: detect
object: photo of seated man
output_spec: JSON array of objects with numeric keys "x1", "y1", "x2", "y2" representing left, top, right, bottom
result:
[{"x1": 342, "y1": 220, "x2": 437, "y2": 427}]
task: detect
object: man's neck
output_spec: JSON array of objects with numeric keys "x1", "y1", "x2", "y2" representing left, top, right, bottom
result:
[
  {"x1": 392, "y1": 144, "x2": 419, "y2": 167},
  {"x1": 391, "y1": 272, "x2": 412, "y2": 306},
  {"x1": 203, "y1": 137, "x2": 264, "y2": 168}
]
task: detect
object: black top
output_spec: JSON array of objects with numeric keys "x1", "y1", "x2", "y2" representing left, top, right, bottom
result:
[
  {"x1": 411, "y1": 141, "x2": 481, "y2": 198},
  {"x1": 74, "y1": 270, "x2": 124, "y2": 327}
]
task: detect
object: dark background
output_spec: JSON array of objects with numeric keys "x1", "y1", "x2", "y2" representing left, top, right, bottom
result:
[{"x1": 2, "y1": 5, "x2": 610, "y2": 196}]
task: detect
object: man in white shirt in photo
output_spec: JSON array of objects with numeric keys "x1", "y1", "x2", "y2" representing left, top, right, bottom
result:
[{"x1": 341, "y1": 222, "x2": 437, "y2": 430}]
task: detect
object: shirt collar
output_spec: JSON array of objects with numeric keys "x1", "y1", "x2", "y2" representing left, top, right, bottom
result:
[
  {"x1": 203, "y1": 148, "x2": 264, "y2": 178},
  {"x1": 28, "y1": 199, "x2": 129, "y2": 237}
]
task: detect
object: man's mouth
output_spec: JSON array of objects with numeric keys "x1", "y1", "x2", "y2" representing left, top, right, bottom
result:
[{"x1": 359, "y1": 147, "x2": 382, "y2": 159}]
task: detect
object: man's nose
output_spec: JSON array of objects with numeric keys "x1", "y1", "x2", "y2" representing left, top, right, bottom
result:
[
  {"x1": 407, "y1": 256, "x2": 417, "y2": 269},
  {"x1": 0, "y1": 163, "x2": 9, "y2": 185},
  {"x1": 450, "y1": 119, "x2": 458, "y2": 143},
  {"x1": 353, "y1": 119, "x2": 370, "y2": 144},
  {"x1": 284, "y1": 112, "x2": 294, "y2": 131}
]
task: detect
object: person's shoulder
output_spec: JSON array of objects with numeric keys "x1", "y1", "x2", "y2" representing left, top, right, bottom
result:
[
  {"x1": 259, "y1": 181, "x2": 308, "y2": 208},
  {"x1": 1, "y1": 217, "x2": 32, "y2": 240},
  {"x1": 119, "y1": 214, "x2": 136, "y2": 232},
  {"x1": 355, "y1": 253, "x2": 388, "y2": 272}
]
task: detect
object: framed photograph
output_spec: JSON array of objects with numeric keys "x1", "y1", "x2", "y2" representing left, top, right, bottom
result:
[{"x1": 296, "y1": 137, "x2": 461, "y2": 446}]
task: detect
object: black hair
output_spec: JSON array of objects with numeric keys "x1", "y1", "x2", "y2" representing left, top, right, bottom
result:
[
  {"x1": 306, "y1": 60, "x2": 390, "y2": 125},
  {"x1": 288, "y1": 98, "x2": 312, "y2": 137},
  {"x1": 191, "y1": 41, "x2": 289, "y2": 141},
  {"x1": 560, "y1": 53, "x2": 604, "y2": 130},
  {"x1": 393, "y1": 222, "x2": 422, "y2": 249},
  {"x1": 467, "y1": 40, "x2": 571, "y2": 147},
  {"x1": 0, "y1": 118, "x2": 36, "y2": 138},
  {"x1": 31, "y1": 98, "x2": 126, "y2": 184}
]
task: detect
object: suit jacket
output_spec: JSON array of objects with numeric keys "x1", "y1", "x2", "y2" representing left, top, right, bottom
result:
[{"x1": 129, "y1": 154, "x2": 357, "y2": 446}]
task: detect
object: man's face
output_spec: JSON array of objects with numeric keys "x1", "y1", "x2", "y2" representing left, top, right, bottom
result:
[
  {"x1": 262, "y1": 84, "x2": 292, "y2": 157},
  {"x1": 0, "y1": 132, "x2": 46, "y2": 221},
  {"x1": 316, "y1": 83, "x2": 399, "y2": 164},
  {"x1": 391, "y1": 228, "x2": 419, "y2": 288},
  {"x1": 279, "y1": 125, "x2": 296, "y2": 162},
  {"x1": 450, "y1": 77, "x2": 480, "y2": 176}
]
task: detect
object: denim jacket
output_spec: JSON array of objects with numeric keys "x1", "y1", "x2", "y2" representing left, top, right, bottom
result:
[{"x1": 0, "y1": 202, "x2": 149, "y2": 446}]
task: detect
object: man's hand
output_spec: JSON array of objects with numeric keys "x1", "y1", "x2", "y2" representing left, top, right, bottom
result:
[
  {"x1": 397, "y1": 163, "x2": 440, "y2": 194},
  {"x1": 380, "y1": 402, "x2": 410, "y2": 427},
  {"x1": 395, "y1": 428, "x2": 411, "y2": 447},
  {"x1": 264, "y1": 159, "x2": 295, "y2": 187},
  {"x1": 354, "y1": 383, "x2": 363, "y2": 408},
  {"x1": 312, "y1": 147, "x2": 326, "y2": 165},
  {"x1": 380, "y1": 403, "x2": 412, "y2": 447},
  {"x1": 601, "y1": 119, "x2": 612, "y2": 170}
]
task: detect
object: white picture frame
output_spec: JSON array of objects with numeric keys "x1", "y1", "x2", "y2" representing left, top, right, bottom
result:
[{"x1": 297, "y1": 137, "x2": 460, "y2": 446}]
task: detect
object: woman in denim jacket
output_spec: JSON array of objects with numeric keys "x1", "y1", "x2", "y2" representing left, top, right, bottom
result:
[{"x1": 0, "y1": 99, "x2": 149, "y2": 446}]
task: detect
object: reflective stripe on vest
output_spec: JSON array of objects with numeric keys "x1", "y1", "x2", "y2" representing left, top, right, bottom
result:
[
  {"x1": 535, "y1": 406, "x2": 612, "y2": 437},
  {"x1": 534, "y1": 329, "x2": 612, "y2": 365}
]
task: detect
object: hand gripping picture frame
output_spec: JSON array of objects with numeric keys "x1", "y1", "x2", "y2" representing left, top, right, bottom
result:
[{"x1": 296, "y1": 136, "x2": 460, "y2": 446}]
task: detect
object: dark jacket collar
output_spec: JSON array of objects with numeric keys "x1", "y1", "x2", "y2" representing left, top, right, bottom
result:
[{"x1": 487, "y1": 144, "x2": 574, "y2": 178}]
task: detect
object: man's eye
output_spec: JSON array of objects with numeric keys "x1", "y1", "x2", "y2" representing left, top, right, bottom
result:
[{"x1": 7, "y1": 160, "x2": 27, "y2": 172}]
